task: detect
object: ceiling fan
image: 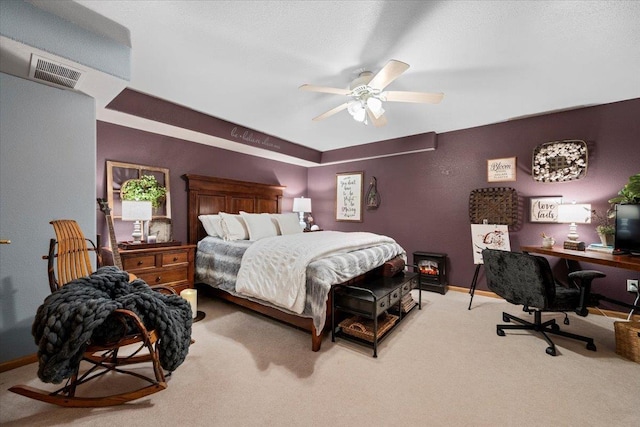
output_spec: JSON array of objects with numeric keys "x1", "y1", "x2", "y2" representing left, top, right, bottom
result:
[{"x1": 299, "y1": 59, "x2": 443, "y2": 127}]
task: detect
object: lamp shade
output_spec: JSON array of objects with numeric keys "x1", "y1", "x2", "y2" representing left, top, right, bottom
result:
[
  {"x1": 121, "y1": 200, "x2": 153, "y2": 221},
  {"x1": 558, "y1": 203, "x2": 591, "y2": 224},
  {"x1": 292, "y1": 197, "x2": 312, "y2": 213}
]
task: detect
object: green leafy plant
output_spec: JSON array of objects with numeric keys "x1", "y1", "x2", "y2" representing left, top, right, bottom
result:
[
  {"x1": 121, "y1": 175, "x2": 167, "y2": 208},
  {"x1": 592, "y1": 209, "x2": 615, "y2": 236},
  {"x1": 608, "y1": 173, "x2": 640, "y2": 205}
]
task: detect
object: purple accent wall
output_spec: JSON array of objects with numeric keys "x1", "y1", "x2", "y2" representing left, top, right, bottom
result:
[
  {"x1": 97, "y1": 98, "x2": 640, "y2": 310},
  {"x1": 96, "y1": 121, "x2": 307, "y2": 245},
  {"x1": 308, "y1": 98, "x2": 640, "y2": 308}
]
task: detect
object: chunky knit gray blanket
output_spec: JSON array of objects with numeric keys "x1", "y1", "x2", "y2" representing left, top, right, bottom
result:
[{"x1": 32, "y1": 266, "x2": 192, "y2": 384}]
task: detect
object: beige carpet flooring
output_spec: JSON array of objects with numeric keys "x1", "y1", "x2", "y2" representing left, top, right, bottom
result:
[{"x1": 1, "y1": 289, "x2": 639, "y2": 426}]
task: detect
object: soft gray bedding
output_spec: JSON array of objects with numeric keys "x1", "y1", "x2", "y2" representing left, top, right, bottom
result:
[{"x1": 195, "y1": 235, "x2": 405, "y2": 334}]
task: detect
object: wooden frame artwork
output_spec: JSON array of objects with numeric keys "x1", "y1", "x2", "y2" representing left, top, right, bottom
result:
[
  {"x1": 336, "y1": 172, "x2": 364, "y2": 222},
  {"x1": 529, "y1": 196, "x2": 563, "y2": 223},
  {"x1": 487, "y1": 157, "x2": 517, "y2": 182}
]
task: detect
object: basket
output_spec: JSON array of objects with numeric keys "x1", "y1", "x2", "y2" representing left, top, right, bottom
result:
[
  {"x1": 614, "y1": 321, "x2": 640, "y2": 363},
  {"x1": 339, "y1": 313, "x2": 398, "y2": 342}
]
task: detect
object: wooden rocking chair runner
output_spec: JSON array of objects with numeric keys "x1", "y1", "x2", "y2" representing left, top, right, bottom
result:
[{"x1": 10, "y1": 220, "x2": 175, "y2": 407}]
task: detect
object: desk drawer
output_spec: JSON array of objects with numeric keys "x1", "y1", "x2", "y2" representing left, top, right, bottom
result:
[
  {"x1": 122, "y1": 254, "x2": 157, "y2": 271},
  {"x1": 136, "y1": 267, "x2": 188, "y2": 286}
]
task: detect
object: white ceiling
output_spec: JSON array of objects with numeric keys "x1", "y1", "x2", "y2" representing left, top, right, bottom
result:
[{"x1": 74, "y1": 0, "x2": 640, "y2": 152}]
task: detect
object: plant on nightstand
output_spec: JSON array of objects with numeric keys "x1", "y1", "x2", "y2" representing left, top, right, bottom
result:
[{"x1": 121, "y1": 175, "x2": 167, "y2": 208}]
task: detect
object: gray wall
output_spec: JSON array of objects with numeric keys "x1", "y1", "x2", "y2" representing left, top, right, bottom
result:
[{"x1": 0, "y1": 72, "x2": 97, "y2": 363}]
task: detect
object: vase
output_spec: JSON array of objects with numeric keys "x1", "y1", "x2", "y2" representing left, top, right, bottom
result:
[{"x1": 598, "y1": 233, "x2": 614, "y2": 247}]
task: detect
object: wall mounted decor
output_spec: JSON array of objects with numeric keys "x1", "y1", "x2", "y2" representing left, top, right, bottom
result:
[
  {"x1": 487, "y1": 157, "x2": 517, "y2": 182},
  {"x1": 336, "y1": 171, "x2": 363, "y2": 222},
  {"x1": 532, "y1": 140, "x2": 588, "y2": 183},
  {"x1": 529, "y1": 196, "x2": 563, "y2": 223},
  {"x1": 469, "y1": 187, "x2": 518, "y2": 226},
  {"x1": 365, "y1": 176, "x2": 381, "y2": 210}
]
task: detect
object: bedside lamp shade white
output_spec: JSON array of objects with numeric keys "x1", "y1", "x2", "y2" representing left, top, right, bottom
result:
[
  {"x1": 121, "y1": 200, "x2": 152, "y2": 243},
  {"x1": 180, "y1": 288, "x2": 198, "y2": 319},
  {"x1": 292, "y1": 197, "x2": 312, "y2": 230}
]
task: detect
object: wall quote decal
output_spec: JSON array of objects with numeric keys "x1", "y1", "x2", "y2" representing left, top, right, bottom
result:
[{"x1": 336, "y1": 172, "x2": 363, "y2": 222}]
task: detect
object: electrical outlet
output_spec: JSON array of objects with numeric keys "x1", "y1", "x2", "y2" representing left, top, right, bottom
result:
[{"x1": 627, "y1": 279, "x2": 639, "y2": 293}]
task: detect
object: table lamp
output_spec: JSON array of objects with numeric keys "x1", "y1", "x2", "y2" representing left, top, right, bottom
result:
[
  {"x1": 558, "y1": 202, "x2": 591, "y2": 250},
  {"x1": 121, "y1": 200, "x2": 152, "y2": 243},
  {"x1": 292, "y1": 197, "x2": 312, "y2": 230}
]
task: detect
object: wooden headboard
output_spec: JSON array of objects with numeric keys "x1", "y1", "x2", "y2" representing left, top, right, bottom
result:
[{"x1": 182, "y1": 174, "x2": 285, "y2": 244}]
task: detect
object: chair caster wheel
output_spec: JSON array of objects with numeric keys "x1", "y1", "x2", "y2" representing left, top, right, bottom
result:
[
  {"x1": 502, "y1": 314, "x2": 510, "y2": 322},
  {"x1": 551, "y1": 323, "x2": 560, "y2": 332},
  {"x1": 497, "y1": 329, "x2": 505, "y2": 336},
  {"x1": 546, "y1": 346, "x2": 557, "y2": 356},
  {"x1": 586, "y1": 342, "x2": 597, "y2": 351}
]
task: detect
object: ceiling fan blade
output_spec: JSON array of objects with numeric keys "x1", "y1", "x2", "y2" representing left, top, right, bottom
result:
[
  {"x1": 312, "y1": 103, "x2": 349, "y2": 121},
  {"x1": 299, "y1": 84, "x2": 350, "y2": 95},
  {"x1": 383, "y1": 91, "x2": 444, "y2": 104},
  {"x1": 367, "y1": 60, "x2": 410, "y2": 91},
  {"x1": 366, "y1": 107, "x2": 387, "y2": 127}
]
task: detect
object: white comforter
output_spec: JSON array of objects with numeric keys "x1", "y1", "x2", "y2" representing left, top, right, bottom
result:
[{"x1": 235, "y1": 231, "x2": 400, "y2": 313}]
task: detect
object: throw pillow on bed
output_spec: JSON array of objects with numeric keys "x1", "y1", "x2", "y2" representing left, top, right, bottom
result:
[
  {"x1": 239, "y1": 212, "x2": 279, "y2": 241},
  {"x1": 198, "y1": 214, "x2": 224, "y2": 238},
  {"x1": 271, "y1": 213, "x2": 303, "y2": 235},
  {"x1": 219, "y1": 212, "x2": 249, "y2": 241}
]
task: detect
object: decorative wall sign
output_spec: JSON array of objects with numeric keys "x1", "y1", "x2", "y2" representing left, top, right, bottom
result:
[
  {"x1": 365, "y1": 176, "x2": 380, "y2": 210},
  {"x1": 336, "y1": 172, "x2": 363, "y2": 222},
  {"x1": 487, "y1": 157, "x2": 517, "y2": 182},
  {"x1": 529, "y1": 196, "x2": 563, "y2": 223},
  {"x1": 532, "y1": 139, "x2": 588, "y2": 182}
]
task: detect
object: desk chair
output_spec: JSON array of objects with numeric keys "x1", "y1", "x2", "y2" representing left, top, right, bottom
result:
[{"x1": 482, "y1": 249, "x2": 604, "y2": 356}]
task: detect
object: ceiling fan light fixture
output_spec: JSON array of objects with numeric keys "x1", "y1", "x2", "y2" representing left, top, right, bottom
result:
[
  {"x1": 366, "y1": 97, "x2": 384, "y2": 118},
  {"x1": 353, "y1": 108, "x2": 367, "y2": 123}
]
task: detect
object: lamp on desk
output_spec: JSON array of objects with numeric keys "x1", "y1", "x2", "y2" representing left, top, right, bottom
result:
[
  {"x1": 558, "y1": 202, "x2": 591, "y2": 250},
  {"x1": 292, "y1": 197, "x2": 312, "y2": 230},
  {"x1": 121, "y1": 200, "x2": 152, "y2": 243}
]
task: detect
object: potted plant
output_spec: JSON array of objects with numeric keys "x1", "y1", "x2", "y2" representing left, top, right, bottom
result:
[
  {"x1": 592, "y1": 209, "x2": 614, "y2": 247},
  {"x1": 121, "y1": 175, "x2": 167, "y2": 208},
  {"x1": 608, "y1": 173, "x2": 640, "y2": 205}
]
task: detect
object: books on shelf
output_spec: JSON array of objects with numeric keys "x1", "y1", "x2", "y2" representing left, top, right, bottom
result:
[
  {"x1": 401, "y1": 293, "x2": 416, "y2": 313},
  {"x1": 586, "y1": 243, "x2": 614, "y2": 254}
]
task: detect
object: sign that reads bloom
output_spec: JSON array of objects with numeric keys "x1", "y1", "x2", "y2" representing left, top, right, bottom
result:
[{"x1": 487, "y1": 157, "x2": 517, "y2": 182}]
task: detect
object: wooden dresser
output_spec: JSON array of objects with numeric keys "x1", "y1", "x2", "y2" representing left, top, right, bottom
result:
[{"x1": 103, "y1": 244, "x2": 196, "y2": 293}]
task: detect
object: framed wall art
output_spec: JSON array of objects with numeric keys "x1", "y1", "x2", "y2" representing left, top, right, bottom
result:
[
  {"x1": 487, "y1": 157, "x2": 517, "y2": 182},
  {"x1": 529, "y1": 196, "x2": 562, "y2": 223},
  {"x1": 336, "y1": 171, "x2": 363, "y2": 222}
]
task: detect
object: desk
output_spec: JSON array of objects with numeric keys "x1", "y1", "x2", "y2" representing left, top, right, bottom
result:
[
  {"x1": 521, "y1": 245, "x2": 640, "y2": 316},
  {"x1": 520, "y1": 245, "x2": 640, "y2": 272}
]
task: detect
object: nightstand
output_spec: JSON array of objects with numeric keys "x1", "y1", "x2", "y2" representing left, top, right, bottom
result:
[{"x1": 102, "y1": 244, "x2": 196, "y2": 293}]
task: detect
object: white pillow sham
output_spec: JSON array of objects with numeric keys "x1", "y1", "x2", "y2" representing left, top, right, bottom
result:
[
  {"x1": 198, "y1": 214, "x2": 224, "y2": 238},
  {"x1": 271, "y1": 213, "x2": 303, "y2": 235},
  {"x1": 219, "y1": 212, "x2": 249, "y2": 241},
  {"x1": 240, "y1": 212, "x2": 278, "y2": 241}
]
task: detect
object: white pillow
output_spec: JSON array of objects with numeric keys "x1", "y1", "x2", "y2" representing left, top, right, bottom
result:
[
  {"x1": 198, "y1": 214, "x2": 224, "y2": 238},
  {"x1": 240, "y1": 212, "x2": 278, "y2": 241},
  {"x1": 219, "y1": 212, "x2": 249, "y2": 241},
  {"x1": 272, "y1": 213, "x2": 303, "y2": 235}
]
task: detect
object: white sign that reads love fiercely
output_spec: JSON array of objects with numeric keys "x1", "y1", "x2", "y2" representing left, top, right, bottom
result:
[{"x1": 487, "y1": 157, "x2": 517, "y2": 182}]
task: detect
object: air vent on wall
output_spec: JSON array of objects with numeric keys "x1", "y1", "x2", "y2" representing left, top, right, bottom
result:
[{"x1": 28, "y1": 54, "x2": 83, "y2": 89}]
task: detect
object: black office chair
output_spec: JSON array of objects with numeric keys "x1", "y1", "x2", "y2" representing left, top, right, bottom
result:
[{"x1": 482, "y1": 249, "x2": 604, "y2": 356}]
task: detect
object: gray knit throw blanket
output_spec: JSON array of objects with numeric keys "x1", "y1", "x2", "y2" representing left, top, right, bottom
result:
[{"x1": 32, "y1": 266, "x2": 192, "y2": 384}]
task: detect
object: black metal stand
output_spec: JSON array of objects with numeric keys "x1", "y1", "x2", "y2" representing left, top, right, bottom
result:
[
  {"x1": 193, "y1": 310, "x2": 206, "y2": 322},
  {"x1": 468, "y1": 264, "x2": 482, "y2": 310}
]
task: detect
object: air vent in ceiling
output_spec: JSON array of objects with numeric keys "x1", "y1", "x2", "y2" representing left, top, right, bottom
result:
[{"x1": 28, "y1": 54, "x2": 83, "y2": 89}]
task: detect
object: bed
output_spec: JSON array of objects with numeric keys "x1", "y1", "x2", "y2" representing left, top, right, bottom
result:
[{"x1": 183, "y1": 174, "x2": 405, "y2": 351}]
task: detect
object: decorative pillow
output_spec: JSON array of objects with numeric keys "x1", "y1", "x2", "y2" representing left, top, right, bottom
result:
[
  {"x1": 219, "y1": 212, "x2": 249, "y2": 241},
  {"x1": 239, "y1": 212, "x2": 278, "y2": 241},
  {"x1": 272, "y1": 213, "x2": 302, "y2": 235},
  {"x1": 198, "y1": 214, "x2": 224, "y2": 238}
]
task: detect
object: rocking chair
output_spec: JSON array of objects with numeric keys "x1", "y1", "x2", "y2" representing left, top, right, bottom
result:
[{"x1": 9, "y1": 220, "x2": 175, "y2": 407}]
